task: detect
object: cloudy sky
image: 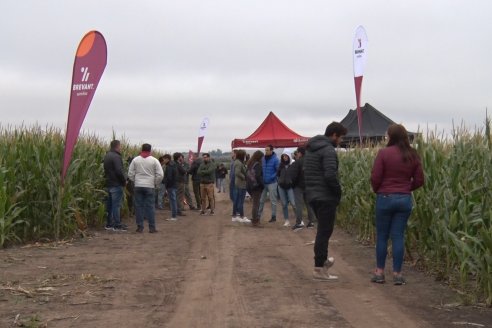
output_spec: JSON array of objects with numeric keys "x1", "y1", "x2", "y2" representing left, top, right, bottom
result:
[{"x1": 1, "y1": 1, "x2": 491, "y2": 152}]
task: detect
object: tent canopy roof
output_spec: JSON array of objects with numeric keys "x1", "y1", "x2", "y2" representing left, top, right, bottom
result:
[
  {"x1": 340, "y1": 103, "x2": 416, "y2": 146},
  {"x1": 231, "y1": 111, "x2": 309, "y2": 148}
]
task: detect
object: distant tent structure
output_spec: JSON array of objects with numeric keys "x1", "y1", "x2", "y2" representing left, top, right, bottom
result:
[
  {"x1": 231, "y1": 111, "x2": 309, "y2": 148},
  {"x1": 340, "y1": 103, "x2": 416, "y2": 147}
]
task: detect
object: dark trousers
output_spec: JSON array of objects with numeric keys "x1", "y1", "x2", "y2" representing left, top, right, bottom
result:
[
  {"x1": 310, "y1": 200, "x2": 337, "y2": 267},
  {"x1": 177, "y1": 182, "x2": 185, "y2": 213},
  {"x1": 192, "y1": 180, "x2": 201, "y2": 208},
  {"x1": 293, "y1": 187, "x2": 315, "y2": 225},
  {"x1": 251, "y1": 189, "x2": 262, "y2": 221}
]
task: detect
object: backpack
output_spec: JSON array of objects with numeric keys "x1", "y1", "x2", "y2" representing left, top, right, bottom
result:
[
  {"x1": 246, "y1": 162, "x2": 260, "y2": 192},
  {"x1": 278, "y1": 165, "x2": 293, "y2": 189}
]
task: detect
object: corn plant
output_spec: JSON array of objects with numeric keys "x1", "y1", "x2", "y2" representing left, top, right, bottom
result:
[{"x1": 0, "y1": 167, "x2": 27, "y2": 247}]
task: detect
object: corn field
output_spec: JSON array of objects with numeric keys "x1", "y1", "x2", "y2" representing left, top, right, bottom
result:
[
  {"x1": 338, "y1": 118, "x2": 492, "y2": 305},
  {"x1": 0, "y1": 125, "x2": 141, "y2": 247},
  {"x1": 1, "y1": 121, "x2": 491, "y2": 305}
]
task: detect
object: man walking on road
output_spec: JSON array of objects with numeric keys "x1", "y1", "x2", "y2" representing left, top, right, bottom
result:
[
  {"x1": 103, "y1": 140, "x2": 128, "y2": 231},
  {"x1": 305, "y1": 122, "x2": 347, "y2": 281},
  {"x1": 128, "y1": 143, "x2": 164, "y2": 233}
]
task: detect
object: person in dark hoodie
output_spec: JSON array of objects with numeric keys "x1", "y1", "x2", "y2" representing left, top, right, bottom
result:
[
  {"x1": 277, "y1": 152, "x2": 296, "y2": 227},
  {"x1": 173, "y1": 152, "x2": 187, "y2": 216},
  {"x1": 289, "y1": 146, "x2": 316, "y2": 231},
  {"x1": 305, "y1": 122, "x2": 347, "y2": 281},
  {"x1": 188, "y1": 153, "x2": 202, "y2": 210},
  {"x1": 162, "y1": 154, "x2": 179, "y2": 221},
  {"x1": 103, "y1": 140, "x2": 128, "y2": 231}
]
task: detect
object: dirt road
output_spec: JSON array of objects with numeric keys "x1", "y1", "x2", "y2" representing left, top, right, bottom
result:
[{"x1": 1, "y1": 192, "x2": 491, "y2": 327}]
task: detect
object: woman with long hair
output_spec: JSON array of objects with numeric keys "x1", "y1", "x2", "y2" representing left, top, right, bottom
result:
[
  {"x1": 370, "y1": 124, "x2": 424, "y2": 285},
  {"x1": 277, "y1": 152, "x2": 296, "y2": 227},
  {"x1": 246, "y1": 150, "x2": 264, "y2": 227},
  {"x1": 232, "y1": 150, "x2": 251, "y2": 223}
]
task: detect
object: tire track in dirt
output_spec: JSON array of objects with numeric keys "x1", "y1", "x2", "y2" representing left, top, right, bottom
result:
[
  {"x1": 276, "y1": 230, "x2": 431, "y2": 328},
  {"x1": 166, "y1": 206, "x2": 252, "y2": 327}
]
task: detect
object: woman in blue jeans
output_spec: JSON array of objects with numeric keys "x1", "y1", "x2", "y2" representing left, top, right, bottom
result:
[
  {"x1": 370, "y1": 124, "x2": 424, "y2": 285},
  {"x1": 277, "y1": 152, "x2": 296, "y2": 227}
]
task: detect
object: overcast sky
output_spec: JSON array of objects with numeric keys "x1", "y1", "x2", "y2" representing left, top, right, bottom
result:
[{"x1": 1, "y1": 1, "x2": 491, "y2": 152}]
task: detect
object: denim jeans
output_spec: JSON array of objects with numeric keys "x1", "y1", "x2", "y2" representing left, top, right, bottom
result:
[
  {"x1": 375, "y1": 193, "x2": 413, "y2": 273},
  {"x1": 217, "y1": 178, "x2": 226, "y2": 193},
  {"x1": 278, "y1": 186, "x2": 295, "y2": 220},
  {"x1": 229, "y1": 180, "x2": 235, "y2": 201},
  {"x1": 233, "y1": 187, "x2": 247, "y2": 217},
  {"x1": 167, "y1": 187, "x2": 178, "y2": 218},
  {"x1": 310, "y1": 200, "x2": 337, "y2": 267},
  {"x1": 258, "y1": 182, "x2": 278, "y2": 220},
  {"x1": 134, "y1": 187, "x2": 156, "y2": 229},
  {"x1": 106, "y1": 186, "x2": 124, "y2": 227}
]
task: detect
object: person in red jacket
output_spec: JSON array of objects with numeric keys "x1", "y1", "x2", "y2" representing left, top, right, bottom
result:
[{"x1": 370, "y1": 124, "x2": 424, "y2": 285}]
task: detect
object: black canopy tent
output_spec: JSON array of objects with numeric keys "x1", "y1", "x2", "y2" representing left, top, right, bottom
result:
[{"x1": 340, "y1": 103, "x2": 417, "y2": 147}]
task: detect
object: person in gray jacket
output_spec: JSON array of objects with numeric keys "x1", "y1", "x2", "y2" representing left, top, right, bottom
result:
[
  {"x1": 103, "y1": 140, "x2": 127, "y2": 231},
  {"x1": 128, "y1": 144, "x2": 164, "y2": 233},
  {"x1": 305, "y1": 122, "x2": 347, "y2": 281}
]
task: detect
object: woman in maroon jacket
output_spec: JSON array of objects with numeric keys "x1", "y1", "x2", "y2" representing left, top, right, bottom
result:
[{"x1": 370, "y1": 124, "x2": 424, "y2": 285}]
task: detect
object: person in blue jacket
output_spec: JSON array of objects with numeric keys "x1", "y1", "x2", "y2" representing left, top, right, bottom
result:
[{"x1": 258, "y1": 145, "x2": 280, "y2": 222}]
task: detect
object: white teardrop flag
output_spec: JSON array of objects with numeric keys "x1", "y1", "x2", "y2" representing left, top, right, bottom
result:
[{"x1": 353, "y1": 25, "x2": 368, "y2": 143}]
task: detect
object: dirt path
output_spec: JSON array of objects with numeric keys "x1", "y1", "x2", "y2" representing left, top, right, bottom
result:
[{"x1": 1, "y1": 192, "x2": 491, "y2": 327}]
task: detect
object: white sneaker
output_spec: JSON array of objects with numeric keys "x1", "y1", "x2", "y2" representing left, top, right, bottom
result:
[
  {"x1": 240, "y1": 217, "x2": 251, "y2": 223},
  {"x1": 325, "y1": 257, "x2": 335, "y2": 269},
  {"x1": 232, "y1": 216, "x2": 242, "y2": 222},
  {"x1": 166, "y1": 217, "x2": 178, "y2": 221},
  {"x1": 283, "y1": 220, "x2": 290, "y2": 227},
  {"x1": 313, "y1": 267, "x2": 339, "y2": 281}
]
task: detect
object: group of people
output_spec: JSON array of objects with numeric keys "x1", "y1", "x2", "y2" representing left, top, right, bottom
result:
[
  {"x1": 228, "y1": 145, "x2": 315, "y2": 231},
  {"x1": 104, "y1": 121, "x2": 424, "y2": 285}
]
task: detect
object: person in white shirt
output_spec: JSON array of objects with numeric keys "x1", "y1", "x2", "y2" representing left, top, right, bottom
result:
[{"x1": 128, "y1": 143, "x2": 164, "y2": 233}]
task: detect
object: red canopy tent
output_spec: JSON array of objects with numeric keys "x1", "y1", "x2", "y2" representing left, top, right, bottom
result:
[{"x1": 231, "y1": 111, "x2": 309, "y2": 148}]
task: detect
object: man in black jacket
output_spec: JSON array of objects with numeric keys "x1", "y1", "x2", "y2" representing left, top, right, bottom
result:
[
  {"x1": 163, "y1": 154, "x2": 178, "y2": 221},
  {"x1": 305, "y1": 122, "x2": 347, "y2": 281},
  {"x1": 188, "y1": 153, "x2": 202, "y2": 209},
  {"x1": 173, "y1": 152, "x2": 187, "y2": 216},
  {"x1": 103, "y1": 140, "x2": 127, "y2": 231}
]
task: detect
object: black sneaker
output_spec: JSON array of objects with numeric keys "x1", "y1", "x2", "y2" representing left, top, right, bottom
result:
[
  {"x1": 136, "y1": 226, "x2": 144, "y2": 233},
  {"x1": 104, "y1": 225, "x2": 113, "y2": 231},
  {"x1": 292, "y1": 223, "x2": 304, "y2": 231},
  {"x1": 113, "y1": 225, "x2": 128, "y2": 232},
  {"x1": 393, "y1": 276, "x2": 406, "y2": 286},
  {"x1": 149, "y1": 227, "x2": 157, "y2": 233},
  {"x1": 306, "y1": 222, "x2": 315, "y2": 229},
  {"x1": 268, "y1": 216, "x2": 276, "y2": 223}
]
